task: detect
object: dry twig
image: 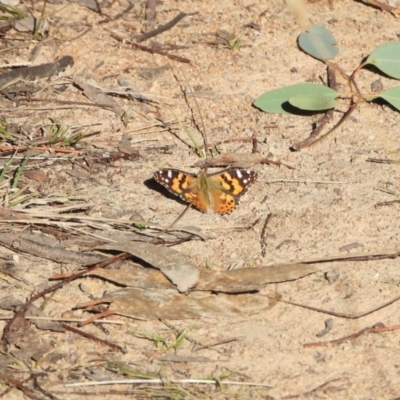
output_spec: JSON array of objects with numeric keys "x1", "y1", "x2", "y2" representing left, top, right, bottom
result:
[{"x1": 136, "y1": 12, "x2": 197, "y2": 43}]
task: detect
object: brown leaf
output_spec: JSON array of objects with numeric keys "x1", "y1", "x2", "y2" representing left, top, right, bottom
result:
[
  {"x1": 23, "y1": 170, "x2": 49, "y2": 183},
  {"x1": 196, "y1": 263, "x2": 317, "y2": 292},
  {"x1": 91, "y1": 262, "x2": 317, "y2": 293},
  {"x1": 91, "y1": 262, "x2": 172, "y2": 290},
  {"x1": 91, "y1": 288, "x2": 274, "y2": 320},
  {"x1": 98, "y1": 242, "x2": 200, "y2": 293},
  {"x1": 6, "y1": 318, "x2": 52, "y2": 361},
  {"x1": 66, "y1": 166, "x2": 91, "y2": 180},
  {"x1": 0, "y1": 208, "x2": 32, "y2": 220},
  {"x1": 118, "y1": 135, "x2": 140, "y2": 155},
  {"x1": 74, "y1": 78, "x2": 124, "y2": 115},
  {"x1": 0, "y1": 260, "x2": 26, "y2": 281},
  {"x1": 0, "y1": 233, "x2": 107, "y2": 265},
  {"x1": 25, "y1": 304, "x2": 65, "y2": 332}
]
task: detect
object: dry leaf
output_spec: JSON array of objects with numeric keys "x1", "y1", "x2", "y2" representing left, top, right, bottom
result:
[
  {"x1": 0, "y1": 260, "x2": 26, "y2": 281},
  {"x1": 91, "y1": 262, "x2": 317, "y2": 293},
  {"x1": 23, "y1": 170, "x2": 49, "y2": 183},
  {"x1": 91, "y1": 263, "x2": 172, "y2": 290},
  {"x1": 25, "y1": 304, "x2": 64, "y2": 332},
  {"x1": 98, "y1": 242, "x2": 200, "y2": 293},
  {"x1": 0, "y1": 208, "x2": 32, "y2": 220},
  {"x1": 74, "y1": 78, "x2": 124, "y2": 115},
  {"x1": 0, "y1": 233, "x2": 106, "y2": 265},
  {"x1": 66, "y1": 166, "x2": 91, "y2": 180},
  {"x1": 196, "y1": 263, "x2": 317, "y2": 292},
  {"x1": 90, "y1": 288, "x2": 274, "y2": 320},
  {"x1": 6, "y1": 317, "x2": 52, "y2": 361}
]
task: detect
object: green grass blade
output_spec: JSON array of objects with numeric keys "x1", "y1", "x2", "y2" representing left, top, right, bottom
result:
[
  {"x1": 107, "y1": 361, "x2": 157, "y2": 379},
  {"x1": 167, "y1": 322, "x2": 196, "y2": 351},
  {"x1": 33, "y1": 0, "x2": 47, "y2": 37},
  {"x1": 12, "y1": 150, "x2": 32, "y2": 189},
  {"x1": 0, "y1": 154, "x2": 14, "y2": 183}
]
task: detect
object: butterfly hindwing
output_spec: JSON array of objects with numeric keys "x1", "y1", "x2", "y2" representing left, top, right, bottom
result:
[
  {"x1": 208, "y1": 168, "x2": 257, "y2": 214},
  {"x1": 154, "y1": 168, "x2": 257, "y2": 214}
]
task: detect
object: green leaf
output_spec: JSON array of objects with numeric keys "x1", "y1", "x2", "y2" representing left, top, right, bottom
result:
[
  {"x1": 254, "y1": 83, "x2": 338, "y2": 114},
  {"x1": 365, "y1": 42, "x2": 400, "y2": 79},
  {"x1": 289, "y1": 93, "x2": 338, "y2": 111},
  {"x1": 298, "y1": 23, "x2": 338, "y2": 61},
  {"x1": 373, "y1": 86, "x2": 400, "y2": 111}
]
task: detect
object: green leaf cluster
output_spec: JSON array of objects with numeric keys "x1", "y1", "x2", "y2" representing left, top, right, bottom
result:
[{"x1": 254, "y1": 23, "x2": 400, "y2": 116}]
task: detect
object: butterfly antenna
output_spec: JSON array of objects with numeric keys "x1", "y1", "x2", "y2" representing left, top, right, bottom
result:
[{"x1": 172, "y1": 67, "x2": 210, "y2": 171}]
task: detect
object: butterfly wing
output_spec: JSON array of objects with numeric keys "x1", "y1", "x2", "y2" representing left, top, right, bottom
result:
[
  {"x1": 207, "y1": 168, "x2": 257, "y2": 214},
  {"x1": 154, "y1": 168, "x2": 257, "y2": 214},
  {"x1": 154, "y1": 169, "x2": 209, "y2": 212}
]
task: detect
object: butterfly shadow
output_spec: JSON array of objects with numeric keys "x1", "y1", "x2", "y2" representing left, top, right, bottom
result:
[{"x1": 144, "y1": 178, "x2": 189, "y2": 207}]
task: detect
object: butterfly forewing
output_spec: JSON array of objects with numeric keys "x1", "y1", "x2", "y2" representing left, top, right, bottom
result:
[
  {"x1": 154, "y1": 169, "x2": 195, "y2": 195},
  {"x1": 154, "y1": 168, "x2": 257, "y2": 214},
  {"x1": 219, "y1": 168, "x2": 257, "y2": 196}
]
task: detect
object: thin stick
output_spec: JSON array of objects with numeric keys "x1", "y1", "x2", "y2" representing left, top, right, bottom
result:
[
  {"x1": 266, "y1": 179, "x2": 349, "y2": 184},
  {"x1": 282, "y1": 378, "x2": 345, "y2": 399},
  {"x1": 281, "y1": 293, "x2": 400, "y2": 319},
  {"x1": 198, "y1": 136, "x2": 253, "y2": 149},
  {"x1": 178, "y1": 69, "x2": 210, "y2": 166},
  {"x1": 194, "y1": 337, "x2": 242, "y2": 352},
  {"x1": 99, "y1": 2, "x2": 135, "y2": 24},
  {"x1": 150, "y1": 204, "x2": 192, "y2": 244},
  {"x1": 366, "y1": 158, "x2": 400, "y2": 165},
  {"x1": 0, "y1": 316, "x2": 124, "y2": 324},
  {"x1": 375, "y1": 200, "x2": 400, "y2": 207},
  {"x1": 363, "y1": 0, "x2": 399, "y2": 17},
  {"x1": 64, "y1": 379, "x2": 273, "y2": 388},
  {"x1": 304, "y1": 323, "x2": 400, "y2": 348},
  {"x1": 136, "y1": 12, "x2": 197, "y2": 43},
  {"x1": 309, "y1": 99, "x2": 361, "y2": 147},
  {"x1": 260, "y1": 213, "x2": 273, "y2": 257},
  {"x1": 0, "y1": 145, "x2": 83, "y2": 154},
  {"x1": 109, "y1": 32, "x2": 190, "y2": 64},
  {"x1": 61, "y1": 324, "x2": 123, "y2": 352}
]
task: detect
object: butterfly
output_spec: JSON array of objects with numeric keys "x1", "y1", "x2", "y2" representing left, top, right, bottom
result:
[{"x1": 154, "y1": 168, "x2": 257, "y2": 214}]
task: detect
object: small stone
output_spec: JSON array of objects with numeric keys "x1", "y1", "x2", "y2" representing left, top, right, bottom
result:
[
  {"x1": 325, "y1": 268, "x2": 340, "y2": 284},
  {"x1": 371, "y1": 79, "x2": 383, "y2": 93}
]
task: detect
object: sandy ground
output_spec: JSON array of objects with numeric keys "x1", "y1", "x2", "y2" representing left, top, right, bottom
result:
[{"x1": 2, "y1": 0, "x2": 400, "y2": 398}]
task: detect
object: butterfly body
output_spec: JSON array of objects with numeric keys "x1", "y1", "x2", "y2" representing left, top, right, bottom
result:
[{"x1": 154, "y1": 168, "x2": 257, "y2": 214}]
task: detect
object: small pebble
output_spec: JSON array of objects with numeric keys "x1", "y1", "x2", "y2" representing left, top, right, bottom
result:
[
  {"x1": 371, "y1": 79, "x2": 383, "y2": 92},
  {"x1": 325, "y1": 268, "x2": 340, "y2": 284}
]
